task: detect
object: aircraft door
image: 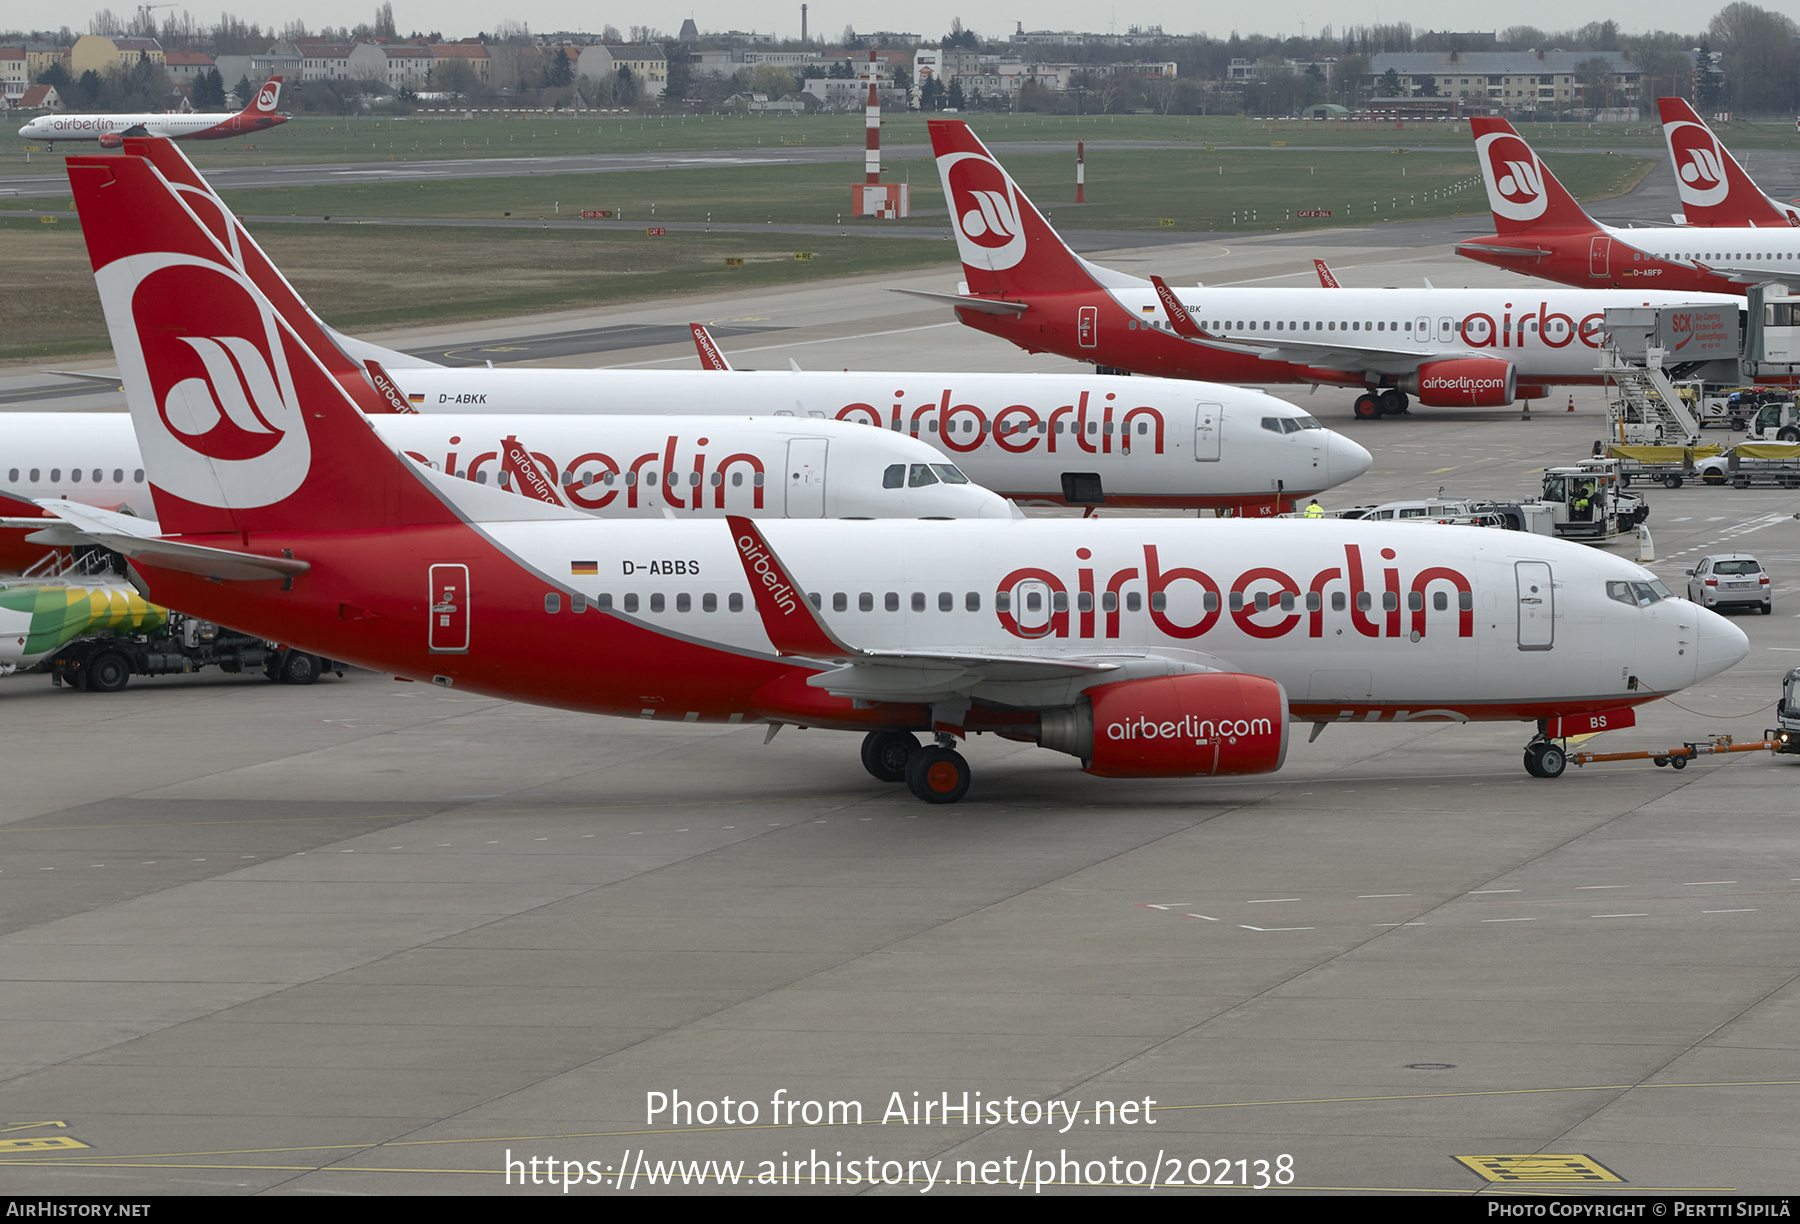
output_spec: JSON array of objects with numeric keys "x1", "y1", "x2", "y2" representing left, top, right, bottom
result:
[
  {"x1": 1195, "y1": 402, "x2": 1222, "y2": 461},
  {"x1": 428, "y1": 564, "x2": 469, "y2": 653},
  {"x1": 1078, "y1": 306, "x2": 1098, "y2": 348},
  {"x1": 1589, "y1": 237, "x2": 1611, "y2": 279},
  {"x1": 1013, "y1": 579, "x2": 1052, "y2": 634},
  {"x1": 1516, "y1": 561, "x2": 1554, "y2": 651},
  {"x1": 784, "y1": 438, "x2": 827, "y2": 518}
]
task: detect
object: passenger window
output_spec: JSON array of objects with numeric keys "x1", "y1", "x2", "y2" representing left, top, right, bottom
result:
[
  {"x1": 859, "y1": 592, "x2": 873, "y2": 612},
  {"x1": 1408, "y1": 592, "x2": 1424, "y2": 611},
  {"x1": 1127, "y1": 592, "x2": 1142, "y2": 612},
  {"x1": 650, "y1": 594, "x2": 665, "y2": 613},
  {"x1": 1305, "y1": 591, "x2": 1321, "y2": 611},
  {"x1": 911, "y1": 592, "x2": 926, "y2": 612},
  {"x1": 1102, "y1": 591, "x2": 1117, "y2": 612},
  {"x1": 1052, "y1": 592, "x2": 1068, "y2": 612},
  {"x1": 996, "y1": 591, "x2": 1011, "y2": 612},
  {"x1": 1150, "y1": 592, "x2": 1166, "y2": 611},
  {"x1": 833, "y1": 592, "x2": 847, "y2": 612},
  {"x1": 1077, "y1": 592, "x2": 1093, "y2": 612},
  {"x1": 1382, "y1": 592, "x2": 1399, "y2": 612},
  {"x1": 728, "y1": 593, "x2": 744, "y2": 612},
  {"x1": 544, "y1": 593, "x2": 560, "y2": 613},
  {"x1": 1356, "y1": 592, "x2": 1372, "y2": 611},
  {"x1": 1279, "y1": 593, "x2": 1295, "y2": 612},
  {"x1": 938, "y1": 592, "x2": 952, "y2": 612},
  {"x1": 1434, "y1": 592, "x2": 1448, "y2": 611},
  {"x1": 597, "y1": 593, "x2": 613, "y2": 610},
  {"x1": 1332, "y1": 592, "x2": 1346, "y2": 611},
  {"x1": 676, "y1": 594, "x2": 691, "y2": 612},
  {"x1": 623, "y1": 594, "x2": 638, "y2": 612},
  {"x1": 572, "y1": 593, "x2": 587, "y2": 613},
  {"x1": 808, "y1": 592, "x2": 820, "y2": 609},
  {"x1": 885, "y1": 592, "x2": 899, "y2": 612},
  {"x1": 1459, "y1": 592, "x2": 1473, "y2": 611},
  {"x1": 1027, "y1": 591, "x2": 1043, "y2": 612},
  {"x1": 965, "y1": 592, "x2": 980, "y2": 612}
]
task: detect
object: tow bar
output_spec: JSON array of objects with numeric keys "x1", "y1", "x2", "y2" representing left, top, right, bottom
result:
[{"x1": 1571, "y1": 734, "x2": 1778, "y2": 770}]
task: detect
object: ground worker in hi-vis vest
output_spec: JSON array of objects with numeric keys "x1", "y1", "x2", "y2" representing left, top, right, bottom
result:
[{"x1": 1305, "y1": 500, "x2": 1325, "y2": 519}]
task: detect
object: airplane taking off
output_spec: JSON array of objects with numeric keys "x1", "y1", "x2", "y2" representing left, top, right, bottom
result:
[
  {"x1": 1656, "y1": 98, "x2": 1799, "y2": 228},
  {"x1": 17, "y1": 78, "x2": 286, "y2": 146},
  {"x1": 918, "y1": 120, "x2": 1740, "y2": 421},
  {"x1": 52, "y1": 147, "x2": 1749, "y2": 802},
  {"x1": 1460, "y1": 117, "x2": 1800, "y2": 293},
  {"x1": 103, "y1": 134, "x2": 1368, "y2": 510}
]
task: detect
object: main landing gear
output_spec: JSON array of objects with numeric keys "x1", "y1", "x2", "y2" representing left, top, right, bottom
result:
[
  {"x1": 860, "y1": 730, "x2": 972, "y2": 804},
  {"x1": 1352, "y1": 390, "x2": 1410, "y2": 421}
]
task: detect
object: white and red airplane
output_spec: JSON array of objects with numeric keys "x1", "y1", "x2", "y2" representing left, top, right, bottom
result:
[
  {"x1": 1460, "y1": 116, "x2": 1800, "y2": 293},
  {"x1": 0, "y1": 413, "x2": 1014, "y2": 572},
  {"x1": 1657, "y1": 98, "x2": 1799, "y2": 228},
  {"x1": 17, "y1": 78, "x2": 286, "y2": 147},
  {"x1": 43, "y1": 146, "x2": 1748, "y2": 802},
  {"x1": 916, "y1": 120, "x2": 1742, "y2": 421},
  {"x1": 98, "y1": 134, "x2": 1369, "y2": 512}
]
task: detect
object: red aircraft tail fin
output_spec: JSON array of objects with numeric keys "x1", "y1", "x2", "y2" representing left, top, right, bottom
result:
[
  {"x1": 1469, "y1": 117, "x2": 1600, "y2": 236},
  {"x1": 242, "y1": 75, "x2": 283, "y2": 119},
  {"x1": 690, "y1": 323, "x2": 733, "y2": 370},
  {"x1": 66, "y1": 153, "x2": 449, "y2": 539},
  {"x1": 1657, "y1": 97, "x2": 1796, "y2": 227},
  {"x1": 927, "y1": 119, "x2": 1144, "y2": 298}
]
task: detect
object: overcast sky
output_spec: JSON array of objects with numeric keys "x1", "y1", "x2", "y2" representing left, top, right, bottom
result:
[{"x1": 109, "y1": 4, "x2": 1725, "y2": 42}]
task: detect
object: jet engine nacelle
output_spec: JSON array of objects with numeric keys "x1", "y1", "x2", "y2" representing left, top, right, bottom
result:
[
  {"x1": 98, "y1": 133, "x2": 123, "y2": 149},
  {"x1": 1402, "y1": 357, "x2": 1517, "y2": 408},
  {"x1": 1037, "y1": 673, "x2": 1289, "y2": 778}
]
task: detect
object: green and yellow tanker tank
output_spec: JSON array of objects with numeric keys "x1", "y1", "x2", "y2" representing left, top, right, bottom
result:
[{"x1": 0, "y1": 580, "x2": 166, "y2": 672}]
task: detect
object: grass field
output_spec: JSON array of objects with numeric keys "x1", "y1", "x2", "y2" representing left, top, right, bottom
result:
[
  {"x1": 0, "y1": 216, "x2": 960, "y2": 363},
  {"x1": 7, "y1": 109, "x2": 1795, "y2": 179}
]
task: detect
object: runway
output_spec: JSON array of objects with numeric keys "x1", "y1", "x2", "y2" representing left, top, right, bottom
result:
[{"x1": 1, "y1": 200, "x2": 1798, "y2": 1197}]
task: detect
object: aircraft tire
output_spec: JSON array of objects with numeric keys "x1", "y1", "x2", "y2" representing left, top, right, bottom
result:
[
  {"x1": 1379, "y1": 389, "x2": 1408, "y2": 415},
  {"x1": 1523, "y1": 748, "x2": 1544, "y2": 778},
  {"x1": 861, "y1": 730, "x2": 919, "y2": 783},
  {"x1": 1353, "y1": 395, "x2": 1380, "y2": 422},
  {"x1": 1535, "y1": 744, "x2": 1567, "y2": 779},
  {"x1": 906, "y1": 746, "x2": 971, "y2": 804},
  {"x1": 85, "y1": 650, "x2": 131, "y2": 694},
  {"x1": 279, "y1": 650, "x2": 320, "y2": 685}
]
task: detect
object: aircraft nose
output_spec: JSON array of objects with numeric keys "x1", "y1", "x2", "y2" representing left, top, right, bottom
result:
[
  {"x1": 1692, "y1": 605, "x2": 1750, "y2": 683},
  {"x1": 1325, "y1": 430, "x2": 1373, "y2": 486}
]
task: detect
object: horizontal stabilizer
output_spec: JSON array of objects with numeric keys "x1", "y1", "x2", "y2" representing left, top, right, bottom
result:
[{"x1": 891, "y1": 288, "x2": 1030, "y2": 315}]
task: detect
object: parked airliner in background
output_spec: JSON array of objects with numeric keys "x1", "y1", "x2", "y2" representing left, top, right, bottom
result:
[
  {"x1": 1460, "y1": 116, "x2": 1800, "y2": 293},
  {"x1": 48, "y1": 147, "x2": 1748, "y2": 802},
  {"x1": 17, "y1": 78, "x2": 285, "y2": 146},
  {"x1": 0, "y1": 414, "x2": 1013, "y2": 572},
  {"x1": 69, "y1": 136, "x2": 1372, "y2": 512},
  {"x1": 1657, "y1": 98, "x2": 1799, "y2": 228},
  {"x1": 917, "y1": 120, "x2": 1741, "y2": 421}
]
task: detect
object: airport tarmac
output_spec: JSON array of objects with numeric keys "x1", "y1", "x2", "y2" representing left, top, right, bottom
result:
[{"x1": 1, "y1": 217, "x2": 1798, "y2": 1197}]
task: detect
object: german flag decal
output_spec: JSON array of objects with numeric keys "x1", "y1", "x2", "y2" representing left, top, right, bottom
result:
[{"x1": 571, "y1": 561, "x2": 599, "y2": 575}]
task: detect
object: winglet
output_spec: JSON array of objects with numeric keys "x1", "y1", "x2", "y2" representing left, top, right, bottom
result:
[
  {"x1": 362, "y1": 359, "x2": 417, "y2": 413},
  {"x1": 690, "y1": 323, "x2": 732, "y2": 371},
  {"x1": 1313, "y1": 259, "x2": 1341, "y2": 288},
  {"x1": 726, "y1": 516, "x2": 855, "y2": 659},
  {"x1": 1148, "y1": 275, "x2": 1206, "y2": 340}
]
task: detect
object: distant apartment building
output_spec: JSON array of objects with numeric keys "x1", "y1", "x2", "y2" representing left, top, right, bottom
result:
[
  {"x1": 1365, "y1": 51, "x2": 1640, "y2": 109},
  {"x1": 575, "y1": 44, "x2": 668, "y2": 96}
]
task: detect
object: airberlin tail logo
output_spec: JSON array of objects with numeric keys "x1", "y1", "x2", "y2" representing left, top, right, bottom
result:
[
  {"x1": 1668, "y1": 122, "x2": 1728, "y2": 207},
  {"x1": 1477, "y1": 133, "x2": 1548, "y2": 223},
  {"x1": 98, "y1": 253, "x2": 311, "y2": 510},
  {"x1": 941, "y1": 151, "x2": 1026, "y2": 270},
  {"x1": 256, "y1": 81, "x2": 280, "y2": 111}
]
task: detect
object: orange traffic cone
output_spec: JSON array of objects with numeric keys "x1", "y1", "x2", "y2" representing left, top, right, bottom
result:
[
  {"x1": 1521, "y1": 400, "x2": 1531, "y2": 420},
  {"x1": 1566, "y1": 394, "x2": 1576, "y2": 413}
]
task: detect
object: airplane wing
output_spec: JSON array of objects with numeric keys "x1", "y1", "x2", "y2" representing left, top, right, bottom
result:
[
  {"x1": 1691, "y1": 259, "x2": 1800, "y2": 289},
  {"x1": 1455, "y1": 240, "x2": 1556, "y2": 261},
  {"x1": 725, "y1": 517, "x2": 1234, "y2": 708},
  {"x1": 890, "y1": 288, "x2": 1030, "y2": 316},
  {"x1": 29, "y1": 499, "x2": 306, "y2": 582}
]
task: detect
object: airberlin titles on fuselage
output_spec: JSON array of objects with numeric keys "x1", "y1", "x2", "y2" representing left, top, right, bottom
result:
[{"x1": 987, "y1": 542, "x2": 1470, "y2": 644}]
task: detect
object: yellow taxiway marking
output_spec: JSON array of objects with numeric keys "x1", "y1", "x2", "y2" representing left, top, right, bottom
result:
[
  {"x1": 0, "y1": 1137, "x2": 89, "y2": 1152},
  {"x1": 1455, "y1": 1154, "x2": 1624, "y2": 1183},
  {"x1": 1, "y1": 1122, "x2": 68, "y2": 1133}
]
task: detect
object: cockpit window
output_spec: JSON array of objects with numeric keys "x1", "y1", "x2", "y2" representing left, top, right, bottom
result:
[
  {"x1": 930, "y1": 464, "x2": 969, "y2": 485},
  {"x1": 908, "y1": 464, "x2": 939, "y2": 488},
  {"x1": 1262, "y1": 417, "x2": 1284, "y2": 434},
  {"x1": 882, "y1": 464, "x2": 904, "y2": 489},
  {"x1": 1607, "y1": 580, "x2": 1672, "y2": 607},
  {"x1": 1295, "y1": 415, "x2": 1322, "y2": 430}
]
